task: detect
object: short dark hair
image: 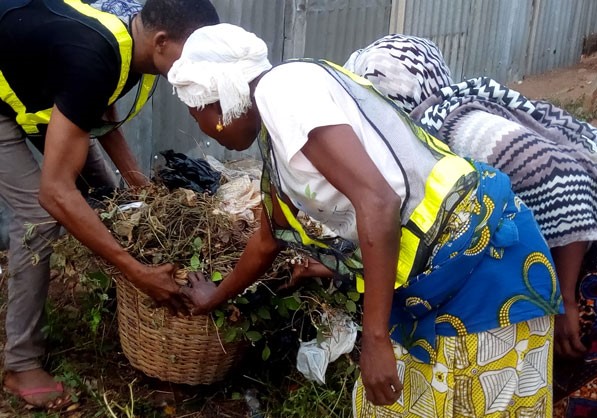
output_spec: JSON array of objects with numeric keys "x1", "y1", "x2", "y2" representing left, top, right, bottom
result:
[{"x1": 141, "y1": 0, "x2": 220, "y2": 41}]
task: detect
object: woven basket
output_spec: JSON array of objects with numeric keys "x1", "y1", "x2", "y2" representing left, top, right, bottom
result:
[{"x1": 115, "y1": 275, "x2": 246, "y2": 385}]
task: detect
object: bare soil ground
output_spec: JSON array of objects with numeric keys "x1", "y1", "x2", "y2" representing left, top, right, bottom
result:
[{"x1": 509, "y1": 53, "x2": 597, "y2": 124}]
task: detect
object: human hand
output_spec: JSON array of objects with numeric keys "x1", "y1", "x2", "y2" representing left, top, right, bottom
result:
[
  {"x1": 279, "y1": 256, "x2": 334, "y2": 290},
  {"x1": 179, "y1": 271, "x2": 218, "y2": 315},
  {"x1": 132, "y1": 263, "x2": 189, "y2": 316},
  {"x1": 360, "y1": 335, "x2": 402, "y2": 405},
  {"x1": 555, "y1": 302, "x2": 587, "y2": 358}
]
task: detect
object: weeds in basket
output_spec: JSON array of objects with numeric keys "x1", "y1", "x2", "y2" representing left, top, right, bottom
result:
[{"x1": 88, "y1": 185, "x2": 310, "y2": 347}]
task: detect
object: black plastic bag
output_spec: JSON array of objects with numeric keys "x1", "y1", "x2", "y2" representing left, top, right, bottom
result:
[{"x1": 157, "y1": 150, "x2": 221, "y2": 195}]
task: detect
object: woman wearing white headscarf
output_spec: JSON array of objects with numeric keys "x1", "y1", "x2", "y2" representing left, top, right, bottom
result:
[{"x1": 169, "y1": 23, "x2": 562, "y2": 417}]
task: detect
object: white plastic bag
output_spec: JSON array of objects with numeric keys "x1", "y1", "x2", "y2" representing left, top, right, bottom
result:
[
  {"x1": 296, "y1": 312, "x2": 358, "y2": 384},
  {"x1": 214, "y1": 175, "x2": 261, "y2": 224},
  {"x1": 206, "y1": 155, "x2": 262, "y2": 181}
]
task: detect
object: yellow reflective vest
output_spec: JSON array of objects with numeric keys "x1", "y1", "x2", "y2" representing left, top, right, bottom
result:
[
  {"x1": 259, "y1": 59, "x2": 478, "y2": 292},
  {"x1": 0, "y1": 0, "x2": 156, "y2": 137}
]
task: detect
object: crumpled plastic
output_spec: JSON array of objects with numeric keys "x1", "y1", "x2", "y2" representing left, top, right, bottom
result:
[
  {"x1": 214, "y1": 175, "x2": 261, "y2": 224},
  {"x1": 158, "y1": 150, "x2": 221, "y2": 194},
  {"x1": 296, "y1": 312, "x2": 358, "y2": 384},
  {"x1": 206, "y1": 155, "x2": 261, "y2": 182}
]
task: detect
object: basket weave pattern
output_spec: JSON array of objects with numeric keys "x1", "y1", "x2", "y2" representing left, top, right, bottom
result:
[{"x1": 116, "y1": 275, "x2": 246, "y2": 385}]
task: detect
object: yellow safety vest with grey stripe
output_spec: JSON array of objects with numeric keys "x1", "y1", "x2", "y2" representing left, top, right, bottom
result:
[
  {"x1": 259, "y1": 59, "x2": 479, "y2": 292},
  {"x1": 0, "y1": 0, "x2": 156, "y2": 137}
]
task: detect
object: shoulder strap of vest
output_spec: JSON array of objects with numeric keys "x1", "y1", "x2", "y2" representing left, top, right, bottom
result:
[
  {"x1": 303, "y1": 58, "x2": 458, "y2": 157},
  {"x1": 44, "y1": 0, "x2": 132, "y2": 105},
  {"x1": 0, "y1": 0, "x2": 145, "y2": 136},
  {"x1": 48, "y1": 0, "x2": 155, "y2": 137},
  {"x1": 89, "y1": 73, "x2": 158, "y2": 138}
]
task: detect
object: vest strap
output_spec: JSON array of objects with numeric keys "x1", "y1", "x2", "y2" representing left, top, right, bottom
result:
[
  {"x1": 0, "y1": 0, "x2": 150, "y2": 136},
  {"x1": 89, "y1": 74, "x2": 158, "y2": 138},
  {"x1": 62, "y1": 0, "x2": 131, "y2": 105},
  {"x1": 0, "y1": 71, "x2": 52, "y2": 134}
]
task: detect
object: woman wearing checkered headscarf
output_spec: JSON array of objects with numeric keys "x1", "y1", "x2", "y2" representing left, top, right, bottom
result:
[
  {"x1": 344, "y1": 34, "x2": 453, "y2": 113},
  {"x1": 346, "y1": 33, "x2": 597, "y2": 417}
]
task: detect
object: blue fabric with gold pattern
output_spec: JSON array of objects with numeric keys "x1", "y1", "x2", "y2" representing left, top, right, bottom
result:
[{"x1": 390, "y1": 161, "x2": 564, "y2": 364}]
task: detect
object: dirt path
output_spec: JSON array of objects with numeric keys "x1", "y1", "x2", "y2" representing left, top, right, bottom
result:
[{"x1": 509, "y1": 53, "x2": 597, "y2": 124}]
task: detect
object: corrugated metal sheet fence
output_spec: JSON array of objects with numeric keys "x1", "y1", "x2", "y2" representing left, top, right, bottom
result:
[
  {"x1": 153, "y1": 0, "x2": 597, "y2": 163},
  {"x1": 391, "y1": 0, "x2": 597, "y2": 82},
  {"x1": 525, "y1": 0, "x2": 597, "y2": 76}
]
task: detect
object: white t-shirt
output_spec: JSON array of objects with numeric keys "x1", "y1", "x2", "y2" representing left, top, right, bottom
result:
[{"x1": 254, "y1": 62, "x2": 422, "y2": 242}]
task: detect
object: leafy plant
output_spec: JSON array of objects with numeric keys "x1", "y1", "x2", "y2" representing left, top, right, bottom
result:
[
  {"x1": 189, "y1": 237, "x2": 203, "y2": 271},
  {"x1": 35, "y1": 184, "x2": 366, "y2": 417},
  {"x1": 79, "y1": 271, "x2": 113, "y2": 336},
  {"x1": 261, "y1": 355, "x2": 359, "y2": 418}
]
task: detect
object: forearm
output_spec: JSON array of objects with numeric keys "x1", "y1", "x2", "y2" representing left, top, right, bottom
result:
[
  {"x1": 41, "y1": 105, "x2": 158, "y2": 292},
  {"x1": 552, "y1": 241, "x2": 587, "y2": 305},
  {"x1": 207, "y1": 224, "x2": 281, "y2": 310},
  {"x1": 357, "y1": 197, "x2": 402, "y2": 341},
  {"x1": 39, "y1": 184, "x2": 145, "y2": 282},
  {"x1": 98, "y1": 129, "x2": 148, "y2": 187}
]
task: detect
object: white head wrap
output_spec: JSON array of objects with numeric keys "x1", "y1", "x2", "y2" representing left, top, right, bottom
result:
[{"x1": 168, "y1": 23, "x2": 272, "y2": 126}]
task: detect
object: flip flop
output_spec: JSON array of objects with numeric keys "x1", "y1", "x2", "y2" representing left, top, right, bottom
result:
[{"x1": 3, "y1": 381, "x2": 76, "y2": 411}]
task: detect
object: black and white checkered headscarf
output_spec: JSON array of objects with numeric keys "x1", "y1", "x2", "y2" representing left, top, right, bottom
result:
[{"x1": 344, "y1": 34, "x2": 453, "y2": 113}]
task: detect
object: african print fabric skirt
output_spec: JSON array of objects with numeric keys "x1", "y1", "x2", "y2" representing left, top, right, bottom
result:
[{"x1": 353, "y1": 316, "x2": 554, "y2": 418}]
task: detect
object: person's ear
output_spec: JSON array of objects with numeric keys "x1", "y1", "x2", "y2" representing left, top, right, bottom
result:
[{"x1": 152, "y1": 31, "x2": 169, "y2": 53}]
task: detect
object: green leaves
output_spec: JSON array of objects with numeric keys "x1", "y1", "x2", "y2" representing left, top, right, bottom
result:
[
  {"x1": 235, "y1": 297, "x2": 249, "y2": 305},
  {"x1": 283, "y1": 295, "x2": 301, "y2": 311},
  {"x1": 257, "y1": 306, "x2": 271, "y2": 320},
  {"x1": 213, "y1": 309, "x2": 226, "y2": 328},
  {"x1": 192, "y1": 237, "x2": 203, "y2": 252},
  {"x1": 261, "y1": 344, "x2": 271, "y2": 361},
  {"x1": 273, "y1": 295, "x2": 302, "y2": 318},
  {"x1": 87, "y1": 271, "x2": 111, "y2": 291},
  {"x1": 222, "y1": 327, "x2": 262, "y2": 344},
  {"x1": 347, "y1": 291, "x2": 361, "y2": 302},
  {"x1": 189, "y1": 237, "x2": 205, "y2": 271},
  {"x1": 245, "y1": 331, "x2": 263, "y2": 342},
  {"x1": 190, "y1": 254, "x2": 201, "y2": 271},
  {"x1": 333, "y1": 292, "x2": 346, "y2": 304},
  {"x1": 223, "y1": 328, "x2": 238, "y2": 343},
  {"x1": 345, "y1": 300, "x2": 357, "y2": 313}
]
